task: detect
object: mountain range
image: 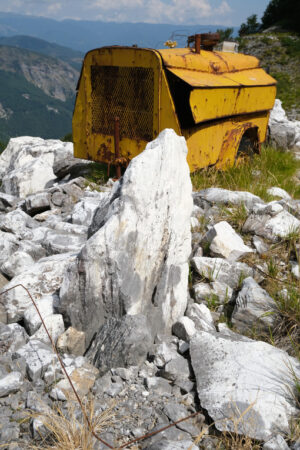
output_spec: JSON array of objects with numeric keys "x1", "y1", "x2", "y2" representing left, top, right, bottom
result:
[
  {"x1": 0, "y1": 12, "x2": 236, "y2": 143},
  {"x1": 0, "y1": 12, "x2": 237, "y2": 51}
]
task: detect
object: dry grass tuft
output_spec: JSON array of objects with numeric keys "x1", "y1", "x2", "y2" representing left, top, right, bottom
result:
[
  {"x1": 192, "y1": 402, "x2": 262, "y2": 450},
  {"x1": 28, "y1": 398, "x2": 117, "y2": 450}
]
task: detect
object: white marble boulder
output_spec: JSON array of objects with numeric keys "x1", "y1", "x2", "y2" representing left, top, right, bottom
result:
[
  {"x1": 60, "y1": 129, "x2": 193, "y2": 348},
  {"x1": 201, "y1": 221, "x2": 253, "y2": 261},
  {"x1": 243, "y1": 202, "x2": 300, "y2": 241},
  {"x1": 190, "y1": 330, "x2": 300, "y2": 441},
  {"x1": 0, "y1": 137, "x2": 74, "y2": 198},
  {"x1": 0, "y1": 252, "x2": 77, "y2": 323},
  {"x1": 231, "y1": 277, "x2": 277, "y2": 333},
  {"x1": 269, "y1": 99, "x2": 300, "y2": 150}
]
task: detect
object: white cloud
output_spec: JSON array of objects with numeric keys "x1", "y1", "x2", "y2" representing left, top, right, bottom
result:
[
  {"x1": 47, "y1": 2, "x2": 62, "y2": 13},
  {"x1": 89, "y1": 0, "x2": 231, "y2": 24},
  {"x1": 0, "y1": 0, "x2": 232, "y2": 24}
]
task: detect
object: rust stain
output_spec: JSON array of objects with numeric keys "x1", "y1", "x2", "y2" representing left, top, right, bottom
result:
[
  {"x1": 97, "y1": 143, "x2": 113, "y2": 161},
  {"x1": 213, "y1": 52, "x2": 230, "y2": 72},
  {"x1": 209, "y1": 61, "x2": 220, "y2": 73}
]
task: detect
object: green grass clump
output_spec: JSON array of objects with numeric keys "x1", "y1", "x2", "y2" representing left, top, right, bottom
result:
[
  {"x1": 279, "y1": 35, "x2": 300, "y2": 58},
  {"x1": 272, "y1": 71, "x2": 300, "y2": 111},
  {"x1": 191, "y1": 145, "x2": 300, "y2": 200},
  {"x1": 84, "y1": 162, "x2": 110, "y2": 187}
]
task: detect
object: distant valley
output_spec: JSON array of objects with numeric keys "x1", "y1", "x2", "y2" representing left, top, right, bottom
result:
[
  {"x1": 0, "y1": 12, "x2": 235, "y2": 51},
  {"x1": 0, "y1": 37, "x2": 81, "y2": 143}
]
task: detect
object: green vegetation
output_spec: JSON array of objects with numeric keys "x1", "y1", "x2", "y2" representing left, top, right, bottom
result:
[
  {"x1": 239, "y1": 14, "x2": 261, "y2": 37},
  {"x1": 238, "y1": 31, "x2": 300, "y2": 116},
  {"x1": 262, "y1": 0, "x2": 300, "y2": 34},
  {"x1": 0, "y1": 140, "x2": 8, "y2": 153},
  {"x1": 0, "y1": 70, "x2": 74, "y2": 142},
  {"x1": 61, "y1": 132, "x2": 73, "y2": 142},
  {"x1": 216, "y1": 27, "x2": 234, "y2": 42},
  {"x1": 84, "y1": 162, "x2": 110, "y2": 187},
  {"x1": 191, "y1": 145, "x2": 300, "y2": 200},
  {"x1": 271, "y1": 71, "x2": 300, "y2": 112},
  {"x1": 279, "y1": 35, "x2": 300, "y2": 57}
]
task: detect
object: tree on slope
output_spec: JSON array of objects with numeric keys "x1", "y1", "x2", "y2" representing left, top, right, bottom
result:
[
  {"x1": 262, "y1": 0, "x2": 300, "y2": 33},
  {"x1": 239, "y1": 15, "x2": 260, "y2": 36}
]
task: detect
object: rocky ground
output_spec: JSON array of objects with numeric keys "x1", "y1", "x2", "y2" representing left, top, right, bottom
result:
[{"x1": 0, "y1": 102, "x2": 299, "y2": 450}]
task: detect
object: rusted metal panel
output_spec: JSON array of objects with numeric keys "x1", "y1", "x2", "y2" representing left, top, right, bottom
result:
[
  {"x1": 157, "y1": 48, "x2": 260, "y2": 73},
  {"x1": 76, "y1": 47, "x2": 162, "y2": 166},
  {"x1": 166, "y1": 67, "x2": 276, "y2": 88},
  {"x1": 183, "y1": 112, "x2": 270, "y2": 171},
  {"x1": 190, "y1": 85, "x2": 277, "y2": 123}
]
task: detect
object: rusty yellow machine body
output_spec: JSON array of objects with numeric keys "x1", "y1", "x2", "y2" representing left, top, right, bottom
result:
[{"x1": 73, "y1": 40, "x2": 276, "y2": 172}]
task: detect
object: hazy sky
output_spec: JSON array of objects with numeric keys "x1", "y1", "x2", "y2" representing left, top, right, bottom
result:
[{"x1": 0, "y1": 0, "x2": 270, "y2": 26}]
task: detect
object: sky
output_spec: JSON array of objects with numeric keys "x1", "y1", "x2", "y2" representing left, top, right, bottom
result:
[{"x1": 0, "y1": 0, "x2": 270, "y2": 26}]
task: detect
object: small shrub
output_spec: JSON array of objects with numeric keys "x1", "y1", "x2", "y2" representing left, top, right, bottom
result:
[{"x1": 267, "y1": 258, "x2": 279, "y2": 278}]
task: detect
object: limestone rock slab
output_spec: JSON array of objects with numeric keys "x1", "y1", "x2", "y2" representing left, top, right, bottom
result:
[
  {"x1": 60, "y1": 129, "x2": 193, "y2": 348},
  {"x1": 190, "y1": 330, "x2": 300, "y2": 441}
]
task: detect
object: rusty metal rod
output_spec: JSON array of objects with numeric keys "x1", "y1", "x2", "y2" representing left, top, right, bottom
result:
[
  {"x1": 195, "y1": 34, "x2": 201, "y2": 54},
  {"x1": 114, "y1": 116, "x2": 121, "y2": 179}
]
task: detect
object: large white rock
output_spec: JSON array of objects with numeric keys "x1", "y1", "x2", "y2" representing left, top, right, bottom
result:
[
  {"x1": 0, "y1": 136, "x2": 73, "y2": 179},
  {"x1": 23, "y1": 295, "x2": 56, "y2": 335},
  {"x1": 31, "y1": 313, "x2": 64, "y2": 344},
  {"x1": 1, "y1": 251, "x2": 35, "y2": 278},
  {"x1": 262, "y1": 435, "x2": 289, "y2": 450},
  {"x1": 190, "y1": 330, "x2": 300, "y2": 441},
  {"x1": 13, "y1": 339, "x2": 57, "y2": 381},
  {"x1": 0, "y1": 371, "x2": 23, "y2": 397},
  {"x1": 42, "y1": 229, "x2": 86, "y2": 255},
  {"x1": 0, "y1": 230, "x2": 19, "y2": 266},
  {"x1": 202, "y1": 221, "x2": 253, "y2": 261},
  {"x1": 71, "y1": 193, "x2": 110, "y2": 226},
  {"x1": 0, "y1": 209, "x2": 37, "y2": 239},
  {"x1": 192, "y1": 256, "x2": 254, "y2": 289},
  {"x1": 2, "y1": 158, "x2": 55, "y2": 198},
  {"x1": 0, "y1": 322, "x2": 29, "y2": 353},
  {"x1": 269, "y1": 99, "x2": 300, "y2": 150},
  {"x1": 267, "y1": 187, "x2": 292, "y2": 201},
  {"x1": 24, "y1": 191, "x2": 51, "y2": 215},
  {"x1": 186, "y1": 303, "x2": 216, "y2": 333},
  {"x1": 195, "y1": 188, "x2": 264, "y2": 208},
  {"x1": 231, "y1": 277, "x2": 277, "y2": 332},
  {"x1": 172, "y1": 316, "x2": 197, "y2": 342},
  {"x1": 60, "y1": 130, "x2": 193, "y2": 347},
  {"x1": 1, "y1": 252, "x2": 77, "y2": 323},
  {"x1": 244, "y1": 210, "x2": 300, "y2": 241}
]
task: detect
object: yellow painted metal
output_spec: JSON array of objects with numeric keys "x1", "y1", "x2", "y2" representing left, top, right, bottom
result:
[
  {"x1": 73, "y1": 45, "x2": 277, "y2": 172},
  {"x1": 74, "y1": 47, "x2": 162, "y2": 163},
  {"x1": 166, "y1": 67, "x2": 276, "y2": 87},
  {"x1": 183, "y1": 112, "x2": 270, "y2": 171},
  {"x1": 158, "y1": 48, "x2": 260, "y2": 73},
  {"x1": 159, "y1": 67, "x2": 181, "y2": 134},
  {"x1": 190, "y1": 85, "x2": 277, "y2": 123}
]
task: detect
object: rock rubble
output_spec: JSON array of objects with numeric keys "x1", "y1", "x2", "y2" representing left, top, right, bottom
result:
[{"x1": 0, "y1": 121, "x2": 299, "y2": 448}]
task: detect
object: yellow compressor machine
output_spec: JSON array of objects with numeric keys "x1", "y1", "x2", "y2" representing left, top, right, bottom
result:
[{"x1": 73, "y1": 33, "x2": 277, "y2": 173}]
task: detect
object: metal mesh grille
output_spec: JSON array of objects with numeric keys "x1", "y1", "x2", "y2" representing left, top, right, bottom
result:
[{"x1": 91, "y1": 65, "x2": 154, "y2": 140}]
